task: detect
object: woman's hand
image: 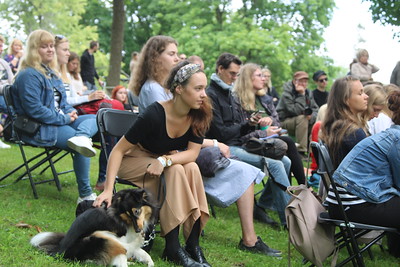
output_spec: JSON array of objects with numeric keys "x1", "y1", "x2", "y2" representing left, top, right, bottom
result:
[
  {"x1": 266, "y1": 126, "x2": 281, "y2": 136},
  {"x1": 258, "y1": 117, "x2": 272, "y2": 127},
  {"x1": 146, "y1": 158, "x2": 164, "y2": 176},
  {"x1": 248, "y1": 113, "x2": 262, "y2": 126},
  {"x1": 218, "y1": 142, "x2": 231, "y2": 158},
  {"x1": 68, "y1": 110, "x2": 78, "y2": 122},
  {"x1": 93, "y1": 190, "x2": 113, "y2": 208},
  {"x1": 88, "y1": 90, "x2": 106, "y2": 101}
]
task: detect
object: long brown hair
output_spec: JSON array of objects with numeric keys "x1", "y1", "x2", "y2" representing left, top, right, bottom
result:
[
  {"x1": 165, "y1": 61, "x2": 212, "y2": 137},
  {"x1": 388, "y1": 90, "x2": 400, "y2": 125},
  {"x1": 128, "y1": 35, "x2": 177, "y2": 96},
  {"x1": 320, "y1": 76, "x2": 368, "y2": 167},
  {"x1": 67, "y1": 51, "x2": 81, "y2": 80}
]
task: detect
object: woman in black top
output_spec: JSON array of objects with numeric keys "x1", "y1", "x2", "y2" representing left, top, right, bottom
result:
[{"x1": 95, "y1": 62, "x2": 212, "y2": 267}]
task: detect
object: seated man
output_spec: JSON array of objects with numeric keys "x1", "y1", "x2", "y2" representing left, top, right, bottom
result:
[
  {"x1": 276, "y1": 71, "x2": 319, "y2": 154},
  {"x1": 206, "y1": 53, "x2": 291, "y2": 226}
]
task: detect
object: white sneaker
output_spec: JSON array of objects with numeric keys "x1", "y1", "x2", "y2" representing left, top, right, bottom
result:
[
  {"x1": 0, "y1": 139, "x2": 10, "y2": 149},
  {"x1": 77, "y1": 192, "x2": 97, "y2": 204},
  {"x1": 67, "y1": 136, "x2": 96, "y2": 157}
]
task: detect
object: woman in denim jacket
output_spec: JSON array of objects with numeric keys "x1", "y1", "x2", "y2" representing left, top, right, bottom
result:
[
  {"x1": 327, "y1": 90, "x2": 400, "y2": 228},
  {"x1": 12, "y1": 29, "x2": 98, "y2": 203}
]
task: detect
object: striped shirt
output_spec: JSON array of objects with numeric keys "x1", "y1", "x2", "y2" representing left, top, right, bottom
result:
[{"x1": 325, "y1": 183, "x2": 366, "y2": 206}]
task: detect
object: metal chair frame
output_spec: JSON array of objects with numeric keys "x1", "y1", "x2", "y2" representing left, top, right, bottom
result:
[
  {"x1": 0, "y1": 85, "x2": 72, "y2": 198},
  {"x1": 310, "y1": 141, "x2": 399, "y2": 267}
]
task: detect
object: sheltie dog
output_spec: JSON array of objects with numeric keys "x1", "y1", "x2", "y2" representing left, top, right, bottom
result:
[{"x1": 30, "y1": 188, "x2": 156, "y2": 267}]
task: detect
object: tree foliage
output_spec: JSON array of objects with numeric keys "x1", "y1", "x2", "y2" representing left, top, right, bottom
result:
[
  {"x1": 0, "y1": 0, "x2": 98, "y2": 53},
  {"x1": 362, "y1": 0, "x2": 400, "y2": 39},
  {"x1": 0, "y1": 0, "x2": 346, "y2": 92}
]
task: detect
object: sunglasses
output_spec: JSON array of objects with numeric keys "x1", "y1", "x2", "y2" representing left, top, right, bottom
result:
[
  {"x1": 318, "y1": 78, "x2": 328, "y2": 83},
  {"x1": 55, "y1": 34, "x2": 65, "y2": 40}
]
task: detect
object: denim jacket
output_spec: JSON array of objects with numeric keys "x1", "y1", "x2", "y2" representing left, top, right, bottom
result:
[
  {"x1": 333, "y1": 125, "x2": 400, "y2": 203},
  {"x1": 12, "y1": 66, "x2": 74, "y2": 146}
]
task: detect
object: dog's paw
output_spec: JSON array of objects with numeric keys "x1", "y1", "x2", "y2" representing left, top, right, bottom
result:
[{"x1": 110, "y1": 254, "x2": 128, "y2": 267}]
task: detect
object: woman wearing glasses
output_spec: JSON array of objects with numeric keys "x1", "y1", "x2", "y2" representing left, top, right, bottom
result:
[
  {"x1": 12, "y1": 30, "x2": 98, "y2": 203},
  {"x1": 233, "y1": 63, "x2": 306, "y2": 186}
]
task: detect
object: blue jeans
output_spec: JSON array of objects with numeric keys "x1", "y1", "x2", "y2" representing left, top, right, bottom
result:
[
  {"x1": 230, "y1": 146, "x2": 292, "y2": 225},
  {"x1": 55, "y1": 114, "x2": 98, "y2": 197},
  {"x1": 0, "y1": 95, "x2": 6, "y2": 113},
  {"x1": 83, "y1": 81, "x2": 97, "y2": 94}
]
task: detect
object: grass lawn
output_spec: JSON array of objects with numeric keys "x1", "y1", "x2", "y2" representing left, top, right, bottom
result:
[{"x1": 0, "y1": 143, "x2": 398, "y2": 266}]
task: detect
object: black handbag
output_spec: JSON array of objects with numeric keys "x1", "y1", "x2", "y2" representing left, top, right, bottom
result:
[
  {"x1": 14, "y1": 115, "x2": 41, "y2": 137},
  {"x1": 243, "y1": 137, "x2": 288, "y2": 160}
]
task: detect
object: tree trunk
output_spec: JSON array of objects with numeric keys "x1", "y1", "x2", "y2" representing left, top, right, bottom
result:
[{"x1": 107, "y1": 0, "x2": 125, "y2": 88}]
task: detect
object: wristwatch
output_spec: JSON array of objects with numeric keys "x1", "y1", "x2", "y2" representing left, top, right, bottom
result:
[{"x1": 165, "y1": 157, "x2": 172, "y2": 167}]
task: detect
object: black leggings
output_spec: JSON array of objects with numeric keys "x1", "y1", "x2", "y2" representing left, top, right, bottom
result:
[
  {"x1": 328, "y1": 196, "x2": 400, "y2": 229},
  {"x1": 277, "y1": 135, "x2": 305, "y2": 185}
]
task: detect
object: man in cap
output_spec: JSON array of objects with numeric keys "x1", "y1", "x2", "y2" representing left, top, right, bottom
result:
[
  {"x1": 276, "y1": 71, "x2": 319, "y2": 154},
  {"x1": 312, "y1": 70, "x2": 329, "y2": 107}
]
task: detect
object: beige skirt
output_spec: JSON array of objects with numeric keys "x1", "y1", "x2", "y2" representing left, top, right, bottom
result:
[{"x1": 118, "y1": 145, "x2": 209, "y2": 239}]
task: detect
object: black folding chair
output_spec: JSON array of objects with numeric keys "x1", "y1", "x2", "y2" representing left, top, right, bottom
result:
[
  {"x1": 0, "y1": 85, "x2": 72, "y2": 199},
  {"x1": 96, "y1": 108, "x2": 139, "y2": 190},
  {"x1": 310, "y1": 141, "x2": 399, "y2": 267}
]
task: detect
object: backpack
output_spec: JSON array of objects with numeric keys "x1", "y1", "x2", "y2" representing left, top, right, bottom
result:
[
  {"x1": 285, "y1": 185, "x2": 337, "y2": 267},
  {"x1": 243, "y1": 137, "x2": 287, "y2": 160}
]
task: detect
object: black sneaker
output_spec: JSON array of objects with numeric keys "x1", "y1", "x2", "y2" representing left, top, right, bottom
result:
[
  {"x1": 238, "y1": 236, "x2": 282, "y2": 257},
  {"x1": 253, "y1": 204, "x2": 280, "y2": 229}
]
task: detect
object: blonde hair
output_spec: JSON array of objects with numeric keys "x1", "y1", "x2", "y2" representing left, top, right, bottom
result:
[
  {"x1": 364, "y1": 84, "x2": 387, "y2": 118},
  {"x1": 262, "y1": 68, "x2": 272, "y2": 89},
  {"x1": 7, "y1": 38, "x2": 23, "y2": 55},
  {"x1": 18, "y1": 30, "x2": 57, "y2": 76},
  {"x1": 55, "y1": 35, "x2": 70, "y2": 83},
  {"x1": 233, "y1": 63, "x2": 260, "y2": 111}
]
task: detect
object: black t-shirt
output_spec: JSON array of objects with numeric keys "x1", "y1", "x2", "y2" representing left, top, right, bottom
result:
[
  {"x1": 125, "y1": 102, "x2": 203, "y2": 155},
  {"x1": 312, "y1": 89, "x2": 329, "y2": 107}
]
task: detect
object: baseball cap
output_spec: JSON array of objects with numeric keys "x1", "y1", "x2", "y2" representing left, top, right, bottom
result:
[{"x1": 293, "y1": 71, "x2": 309, "y2": 80}]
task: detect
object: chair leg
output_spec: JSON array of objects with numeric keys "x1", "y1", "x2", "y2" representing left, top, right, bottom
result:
[
  {"x1": 45, "y1": 148, "x2": 62, "y2": 192},
  {"x1": 210, "y1": 204, "x2": 217, "y2": 219},
  {"x1": 18, "y1": 144, "x2": 39, "y2": 199},
  {"x1": 39, "y1": 150, "x2": 70, "y2": 175}
]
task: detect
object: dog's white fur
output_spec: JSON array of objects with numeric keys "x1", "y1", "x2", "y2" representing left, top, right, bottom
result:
[{"x1": 31, "y1": 229, "x2": 154, "y2": 267}]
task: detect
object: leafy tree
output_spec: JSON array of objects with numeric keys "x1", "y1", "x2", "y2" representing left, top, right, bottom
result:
[
  {"x1": 0, "y1": 0, "x2": 98, "y2": 53},
  {"x1": 363, "y1": 0, "x2": 400, "y2": 37},
  {"x1": 1, "y1": 0, "x2": 346, "y2": 93}
]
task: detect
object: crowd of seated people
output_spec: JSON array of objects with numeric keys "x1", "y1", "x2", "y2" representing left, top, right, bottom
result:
[{"x1": 3, "y1": 28, "x2": 400, "y2": 266}]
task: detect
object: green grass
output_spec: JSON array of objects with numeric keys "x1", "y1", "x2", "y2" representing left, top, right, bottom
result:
[{"x1": 0, "y1": 143, "x2": 398, "y2": 266}]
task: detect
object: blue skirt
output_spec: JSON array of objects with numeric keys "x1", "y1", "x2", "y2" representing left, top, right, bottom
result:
[{"x1": 203, "y1": 159, "x2": 265, "y2": 208}]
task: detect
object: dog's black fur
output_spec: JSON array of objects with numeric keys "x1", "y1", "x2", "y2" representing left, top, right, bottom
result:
[{"x1": 30, "y1": 188, "x2": 157, "y2": 266}]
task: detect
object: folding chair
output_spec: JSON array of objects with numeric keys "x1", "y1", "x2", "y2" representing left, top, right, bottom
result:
[
  {"x1": 96, "y1": 108, "x2": 139, "y2": 190},
  {"x1": 310, "y1": 141, "x2": 399, "y2": 267},
  {"x1": 0, "y1": 85, "x2": 72, "y2": 199}
]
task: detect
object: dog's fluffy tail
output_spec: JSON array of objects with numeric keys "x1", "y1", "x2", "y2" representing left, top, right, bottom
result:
[{"x1": 30, "y1": 232, "x2": 65, "y2": 255}]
